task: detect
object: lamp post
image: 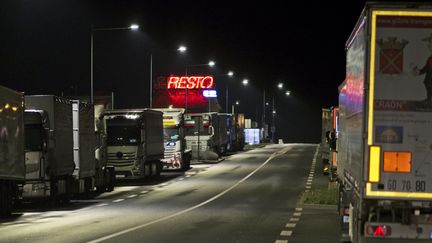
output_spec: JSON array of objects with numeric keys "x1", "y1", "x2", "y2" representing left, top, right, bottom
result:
[
  {"x1": 271, "y1": 83, "x2": 291, "y2": 142},
  {"x1": 90, "y1": 24, "x2": 139, "y2": 104},
  {"x1": 225, "y1": 71, "x2": 234, "y2": 113},
  {"x1": 184, "y1": 60, "x2": 215, "y2": 113},
  {"x1": 149, "y1": 45, "x2": 187, "y2": 108},
  {"x1": 263, "y1": 82, "x2": 291, "y2": 143}
]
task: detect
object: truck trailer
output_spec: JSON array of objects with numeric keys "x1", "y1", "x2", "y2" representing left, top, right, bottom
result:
[
  {"x1": 320, "y1": 108, "x2": 331, "y2": 175},
  {"x1": 338, "y1": 3, "x2": 432, "y2": 242},
  {"x1": 0, "y1": 85, "x2": 25, "y2": 216},
  {"x1": 153, "y1": 108, "x2": 192, "y2": 171},
  {"x1": 103, "y1": 109, "x2": 164, "y2": 179},
  {"x1": 184, "y1": 112, "x2": 228, "y2": 161},
  {"x1": 24, "y1": 95, "x2": 75, "y2": 202},
  {"x1": 72, "y1": 100, "x2": 114, "y2": 194}
]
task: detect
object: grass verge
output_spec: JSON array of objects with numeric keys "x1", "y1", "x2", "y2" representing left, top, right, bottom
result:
[{"x1": 301, "y1": 183, "x2": 337, "y2": 205}]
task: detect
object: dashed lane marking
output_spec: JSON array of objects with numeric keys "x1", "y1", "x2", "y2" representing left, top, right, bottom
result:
[
  {"x1": 286, "y1": 223, "x2": 296, "y2": 228},
  {"x1": 293, "y1": 212, "x2": 302, "y2": 217},
  {"x1": 141, "y1": 190, "x2": 149, "y2": 194},
  {"x1": 127, "y1": 194, "x2": 137, "y2": 198},
  {"x1": 280, "y1": 230, "x2": 293, "y2": 236},
  {"x1": 87, "y1": 145, "x2": 293, "y2": 243},
  {"x1": 95, "y1": 203, "x2": 109, "y2": 207},
  {"x1": 275, "y1": 240, "x2": 288, "y2": 243},
  {"x1": 295, "y1": 208, "x2": 303, "y2": 212},
  {"x1": 289, "y1": 218, "x2": 300, "y2": 222},
  {"x1": 112, "y1": 199, "x2": 125, "y2": 203}
]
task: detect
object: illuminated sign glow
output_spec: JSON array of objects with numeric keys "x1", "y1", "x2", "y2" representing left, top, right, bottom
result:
[
  {"x1": 203, "y1": 89, "x2": 217, "y2": 98},
  {"x1": 167, "y1": 76, "x2": 214, "y2": 89}
]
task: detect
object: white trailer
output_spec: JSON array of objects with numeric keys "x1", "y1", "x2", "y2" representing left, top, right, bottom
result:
[
  {"x1": 184, "y1": 112, "x2": 227, "y2": 161},
  {"x1": 0, "y1": 85, "x2": 25, "y2": 216},
  {"x1": 24, "y1": 95, "x2": 75, "y2": 202},
  {"x1": 338, "y1": 3, "x2": 432, "y2": 242}
]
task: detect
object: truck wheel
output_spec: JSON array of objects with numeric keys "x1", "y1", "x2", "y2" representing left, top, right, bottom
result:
[
  {"x1": 0, "y1": 182, "x2": 12, "y2": 216},
  {"x1": 151, "y1": 161, "x2": 161, "y2": 179}
]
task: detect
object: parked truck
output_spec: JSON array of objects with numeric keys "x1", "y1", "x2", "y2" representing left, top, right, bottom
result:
[
  {"x1": 153, "y1": 108, "x2": 191, "y2": 171},
  {"x1": 103, "y1": 109, "x2": 164, "y2": 179},
  {"x1": 184, "y1": 112, "x2": 228, "y2": 160},
  {"x1": 24, "y1": 95, "x2": 75, "y2": 202},
  {"x1": 320, "y1": 108, "x2": 331, "y2": 175},
  {"x1": 329, "y1": 106, "x2": 339, "y2": 181},
  {"x1": 0, "y1": 85, "x2": 25, "y2": 216},
  {"x1": 72, "y1": 100, "x2": 114, "y2": 194},
  {"x1": 233, "y1": 113, "x2": 245, "y2": 151},
  {"x1": 337, "y1": 3, "x2": 432, "y2": 242},
  {"x1": 93, "y1": 103, "x2": 115, "y2": 192}
]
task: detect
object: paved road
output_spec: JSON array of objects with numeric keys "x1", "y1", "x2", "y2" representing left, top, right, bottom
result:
[{"x1": 0, "y1": 144, "x2": 320, "y2": 243}]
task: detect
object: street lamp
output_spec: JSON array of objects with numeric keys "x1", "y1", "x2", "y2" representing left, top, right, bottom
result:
[
  {"x1": 177, "y1": 45, "x2": 187, "y2": 53},
  {"x1": 242, "y1": 79, "x2": 249, "y2": 86},
  {"x1": 90, "y1": 24, "x2": 139, "y2": 103},
  {"x1": 278, "y1": 82, "x2": 284, "y2": 89},
  {"x1": 184, "y1": 60, "x2": 215, "y2": 113},
  {"x1": 227, "y1": 71, "x2": 234, "y2": 77},
  {"x1": 232, "y1": 100, "x2": 240, "y2": 114}
]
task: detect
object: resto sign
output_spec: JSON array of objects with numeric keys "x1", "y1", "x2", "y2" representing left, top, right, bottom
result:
[{"x1": 167, "y1": 76, "x2": 214, "y2": 89}]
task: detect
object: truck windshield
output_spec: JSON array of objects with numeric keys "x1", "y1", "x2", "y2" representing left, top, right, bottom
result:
[
  {"x1": 25, "y1": 125, "x2": 44, "y2": 151},
  {"x1": 106, "y1": 119, "x2": 141, "y2": 145},
  {"x1": 184, "y1": 117, "x2": 212, "y2": 136},
  {"x1": 164, "y1": 127, "x2": 180, "y2": 141}
]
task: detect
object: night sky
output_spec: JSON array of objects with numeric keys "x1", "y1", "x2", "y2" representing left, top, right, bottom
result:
[{"x1": 1, "y1": 1, "x2": 383, "y2": 142}]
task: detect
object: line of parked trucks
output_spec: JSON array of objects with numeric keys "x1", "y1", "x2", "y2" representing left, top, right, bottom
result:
[
  {"x1": 0, "y1": 86, "x2": 245, "y2": 216},
  {"x1": 320, "y1": 2, "x2": 432, "y2": 243}
]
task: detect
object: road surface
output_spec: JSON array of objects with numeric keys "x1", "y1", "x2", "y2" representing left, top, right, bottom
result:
[{"x1": 0, "y1": 144, "x2": 322, "y2": 243}]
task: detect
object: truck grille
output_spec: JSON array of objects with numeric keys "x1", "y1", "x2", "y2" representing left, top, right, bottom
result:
[
  {"x1": 164, "y1": 147, "x2": 176, "y2": 159},
  {"x1": 107, "y1": 152, "x2": 135, "y2": 168}
]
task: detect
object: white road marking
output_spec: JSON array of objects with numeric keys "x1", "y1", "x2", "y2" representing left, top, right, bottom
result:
[
  {"x1": 112, "y1": 199, "x2": 124, "y2": 203},
  {"x1": 306, "y1": 185, "x2": 311, "y2": 189},
  {"x1": 280, "y1": 230, "x2": 293, "y2": 236},
  {"x1": 178, "y1": 177, "x2": 185, "y2": 181},
  {"x1": 127, "y1": 194, "x2": 137, "y2": 198},
  {"x1": 286, "y1": 223, "x2": 296, "y2": 228},
  {"x1": 275, "y1": 240, "x2": 288, "y2": 243},
  {"x1": 141, "y1": 190, "x2": 149, "y2": 194},
  {"x1": 95, "y1": 203, "x2": 109, "y2": 207},
  {"x1": 295, "y1": 208, "x2": 303, "y2": 212},
  {"x1": 185, "y1": 175, "x2": 192, "y2": 178},
  {"x1": 289, "y1": 218, "x2": 300, "y2": 222},
  {"x1": 87, "y1": 145, "x2": 293, "y2": 243},
  {"x1": 293, "y1": 212, "x2": 302, "y2": 217}
]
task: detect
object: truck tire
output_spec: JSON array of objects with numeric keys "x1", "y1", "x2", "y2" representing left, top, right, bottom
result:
[
  {"x1": 107, "y1": 167, "x2": 115, "y2": 192},
  {"x1": 181, "y1": 154, "x2": 191, "y2": 171}
]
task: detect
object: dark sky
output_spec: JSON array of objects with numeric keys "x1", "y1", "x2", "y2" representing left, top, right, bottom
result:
[{"x1": 0, "y1": 0, "x2": 375, "y2": 143}]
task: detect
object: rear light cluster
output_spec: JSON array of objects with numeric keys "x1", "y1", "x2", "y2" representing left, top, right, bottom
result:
[{"x1": 366, "y1": 225, "x2": 392, "y2": 237}]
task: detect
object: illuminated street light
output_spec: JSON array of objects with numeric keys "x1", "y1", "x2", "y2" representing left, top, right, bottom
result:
[
  {"x1": 278, "y1": 82, "x2": 284, "y2": 89},
  {"x1": 235, "y1": 100, "x2": 240, "y2": 105},
  {"x1": 227, "y1": 71, "x2": 234, "y2": 77},
  {"x1": 178, "y1": 45, "x2": 187, "y2": 53},
  {"x1": 129, "y1": 24, "x2": 139, "y2": 30},
  {"x1": 285, "y1": 90, "x2": 291, "y2": 96},
  {"x1": 91, "y1": 24, "x2": 139, "y2": 103},
  {"x1": 184, "y1": 60, "x2": 215, "y2": 113},
  {"x1": 242, "y1": 79, "x2": 249, "y2": 86}
]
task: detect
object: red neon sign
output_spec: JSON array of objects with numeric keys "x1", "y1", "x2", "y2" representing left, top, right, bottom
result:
[{"x1": 167, "y1": 76, "x2": 214, "y2": 89}]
